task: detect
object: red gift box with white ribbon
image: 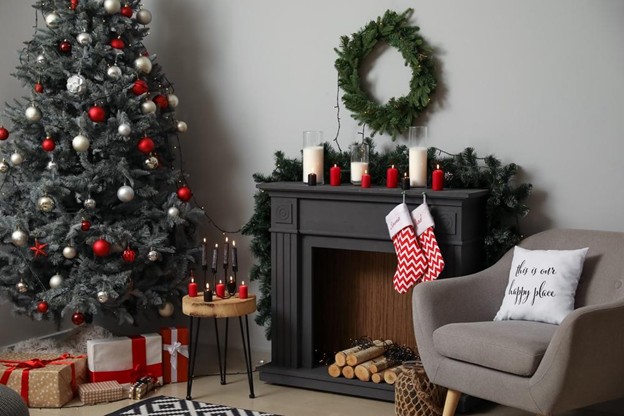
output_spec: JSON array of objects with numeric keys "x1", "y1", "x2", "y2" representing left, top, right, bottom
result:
[
  {"x1": 86, "y1": 334, "x2": 163, "y2": 385},
  {"x1": 161, "y1": 327, "x2": 189, "y2": 383}
]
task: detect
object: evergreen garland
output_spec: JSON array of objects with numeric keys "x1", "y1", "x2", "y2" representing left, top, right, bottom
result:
[
  {"x1": 242, "y1": 142, "x2": 532, "y2": 339},
  {"x1": 334, "y1": 9, "x2": 437, "y2": 138}
]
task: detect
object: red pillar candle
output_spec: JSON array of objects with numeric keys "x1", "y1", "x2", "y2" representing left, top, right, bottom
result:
[
  {"x1": 432, "y1": 164, "x2": 444, "y2": 191},
  {"x1": 361, "y1": 170, "x2": 371, "y2": 188},
  {"x1": 216, "y1": 280, "x2": 226, "y2": 298},
  {"x1": 188, "y1": 276, "x2": 198, "y2": 297},
  {"x1": 386, "y1": 165, "x2": 398, "y2": 188},
  {"x1": 239, "y1": 281, "x2": 248, "y2": 299},
  {"x1": 329, "y1": 164, "x2": 341, "y2": 186}
]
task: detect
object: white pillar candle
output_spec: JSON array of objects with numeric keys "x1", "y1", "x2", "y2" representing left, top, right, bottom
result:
[
  {"x1": 303, "y1": 146, "x2": 324, "y2": 184},
  {"x1": 409, "y1": 146, "x2": 427, "y2": 187},
  {"x1": 350, "y1": 161, "x2": 369, "y2": 184}
]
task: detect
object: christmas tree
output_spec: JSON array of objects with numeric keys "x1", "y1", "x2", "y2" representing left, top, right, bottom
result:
[{"x1": 0, "y1": 0, "x2": 202, "y2": 325}]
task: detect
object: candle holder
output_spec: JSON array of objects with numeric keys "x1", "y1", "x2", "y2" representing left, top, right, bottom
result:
[
  {"x1": 408, "y1": 126, "x2": 428, "y2": 187},
  {"x1": 302, "y1": 131, "x2": 324, "y2": 184},
  {"x1": 204, "y1": 284, "x2": 213, "y2": 302},
  {"x1": 350, "y1": 143, "x2": 369, "y2": 185},
  {"x1": 226, "y1": 275, "x2": 237, "y2": 297}
]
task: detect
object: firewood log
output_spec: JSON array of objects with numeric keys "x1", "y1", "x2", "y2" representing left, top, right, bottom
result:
[
  {"x1": 383, "y1": 365, "x2": 405, "y2": 385},
  {"x1": 342, "y1": 365, "x2": 355, "y2": 379},
  {"x1": 345, "y1": 340, "x2": 393, "y2": 366},
  {"x1": 328, "y1": 363, "x2": 344, "y2": 378},
  {"x1": 334, "y1": 340, "x2": 385, "y2": 367}
]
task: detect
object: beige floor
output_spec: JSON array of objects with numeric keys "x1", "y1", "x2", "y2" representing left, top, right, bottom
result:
[{"x1": 27, "y1": 373, "x2": 623, "y2": 416}]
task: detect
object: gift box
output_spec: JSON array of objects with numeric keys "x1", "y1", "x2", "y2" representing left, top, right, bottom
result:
[
  {"x1": 0, "y1": 352, "x2": 87, "y2": 408},
  {"x1": 79, "y1": 380, "x2": 124, "y2": 405},
  {"x1": 161, "y1": 327, "x2": 189, "y2": 384},
  {"x1": 87, "y1": 333, "x2": 163, "y2": 385}
]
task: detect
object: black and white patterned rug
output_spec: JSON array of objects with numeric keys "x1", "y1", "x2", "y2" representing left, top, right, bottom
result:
[{"x1": 106, "y1": 395, "x2": 278, "y2": 416}]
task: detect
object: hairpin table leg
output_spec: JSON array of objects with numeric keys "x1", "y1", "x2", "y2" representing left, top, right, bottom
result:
[
  {"x1": 186, "y1": 316, "x2": 201, "y2": 400},
  {"x1": 239, "y1": 315, "x2": 255, "y2": 398}
]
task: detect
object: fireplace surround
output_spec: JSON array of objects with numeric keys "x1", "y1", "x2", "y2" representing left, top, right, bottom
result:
[{"x1": 257, "y1": 182, "x2": 488, "y2": 400}]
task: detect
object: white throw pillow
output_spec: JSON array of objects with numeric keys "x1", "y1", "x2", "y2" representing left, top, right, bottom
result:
[{"x1": 494, "y1": 246, "x2": 589, "y2": 325}]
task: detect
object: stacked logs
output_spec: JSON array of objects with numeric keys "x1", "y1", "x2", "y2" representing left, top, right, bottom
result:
[{"x1": 327, "y1": 339, "x2": 407, "y2": 385}]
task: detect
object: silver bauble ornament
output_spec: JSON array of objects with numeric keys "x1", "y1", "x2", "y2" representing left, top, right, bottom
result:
[
  {"x1": 36, "y1": 54, "x2": 46, "y2": 64},
  {"x1": 117, "y1": 185, "x2": 135, "y2": 202},
  {"x1": 134, "y1": 56, "x2": 152, "y2": 74},
  {"x1": 25, "y1": 106, "x2": 42, "y2": 122},
  {"x1": 10, "y1": 153, "x2": 23, "y2": 166},
  {"x1": 147, "y1": 249, "x2": 159, "y2": 262},
  {"x1": 136, "y1": 8, "x2": 152, "y2": 25},
  {"x1": 16, "y1": 281, "x2": 28, "y2": 293},
  {"x1": 107, "y1": 65, "x2": 122, "y2": 80},
  {"x1": 167, "y1": 207, "x2": 180, "y2": 217},
  {"x1": 67, "y1": 74, "x2": 87, "y2": 95},
  {"x1": 37, "y1": 196, "x2": 55, "y2": 212},
  {"x1": 49, "y1": 274, "x2": 63, "y2": 289},
  {"x1": 167, "y1": 94, "x2": 179, "y2": 108},
  {"x1": 63, "y1": 246, "x2": 77, "y2": 259},
  {"x1": 77, "y1": 32, "x2": 93, "y2": 46},
  {"x1": 118, "y1": 123, "x2": 131, "y2": 137},
  {"x1": 45, "y1": 12, "x2": 60, "y2": 28},
  {"x1": 72, "y1": 134, "x2": 90, "y2": 152},
  {"x1": 141, "y1": 100, "x2": 156, "y2": 114},
  {"x1": 104, "y1": 0, "x2": 121, "y2": 14},
  {"x1": 177, "y1": 121, "x2": 188, "y2": 133},
  {"x1": 97, "y1": 290, "x2": 109, "y2": 303},
  {"x1": 47, "y1": 160, "x2": 58, "y2": 170},
  {"x1": 84, "y1": 198, "x2": 96, "y2": 209},
  {"x1": 11, "y1": 230, "x2": 29, "y2": 247},
  {"x1": 158, "y1": 301, "x2": 174, "y2": 318},
  {"x1": 0, "y1": 160, "x2": 9, "y2": 173},
  {"x1": 144, "y1": 156, "x2": 158, "y2": 170}
]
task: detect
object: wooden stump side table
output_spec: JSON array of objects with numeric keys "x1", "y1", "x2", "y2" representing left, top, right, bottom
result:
[{"x1": 182, "y1": 294, "x2": 257, "y2": 399}]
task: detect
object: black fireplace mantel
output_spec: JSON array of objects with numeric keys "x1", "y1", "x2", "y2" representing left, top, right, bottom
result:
[{"x1": 257, "y1": 182, "x2": 488, "y2": 401}]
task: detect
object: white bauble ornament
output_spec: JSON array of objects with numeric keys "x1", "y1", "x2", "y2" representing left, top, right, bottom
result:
[
  {"x1": 118, "y1": 123, "x2": 131, "y2": 137},
  {"x1": 72, "y1": 134, "x2": 90, "y2": 152},
  {"x1": 147, "y1": 249, "x2": 159, "y2": 262},
  {"x1": 136, "y1": 8, "x2": 152, "y2": 25},
  {"x1": 37, "y1": 196, "x2": 55, "y2": 212},
  {"x1": 47, "y1": 160, "x2": 57, "y2": 170},
  {"x1": 117, "y1": 185, "x2": 135, "y2": 202},
  {"x1": 104, "y1": 0, "x2": 121, "y2": 14},
  {"x1": 0, "y1": 160, "x2": 9, "y2": 173},
  {"x1": 10, "y1": 153, "x2": 23, "y2": 165},
  {"x1": 16, "y1": 281, "x2": 28, "y2": 293},
  {"x1": 77, "y1": 32, "x2": 93, "y2": 46},
  {"x1": 67, "y1": 74, "x2": 87, "y2": 94},
  {"x1": 25, "y1": 106, "x2": 42, "y2": 122},
  {"x1": 167, "y1": 94, "x2": 179, "y2": 108},
  {"x1": 84, "y1": 198, "x2": 96, "y2": 209},
  {"x1": 134, "y1": 56, "x2": 152, "y2": 74},
  {"x1": 107, "y1": 65, "x2": 122, "y2": 80},
  {"x1": 177, "y1": 121, "x2": 188, "y2": 133},
  {"x1": 97, "y1": 290, "x2": 109, "y2": 303},
  {"x1": 144, "y1": 156, "x2": 158, "y2": 170},
  {"x1": 45, "y1": 12, "x2": 60, "y2": 27},
  {"x1": 36, "y1": 54, "x2": 46, "y2": 64},
  {"x1": 141, "y1": 100, "x2": 156, "y2": 114},
  {"x1": 167, "y1": 207, "x2": 180, "y2": 217},
  {"x1": 11, "y1": 230, "x2": 29, "y2": 247},
  {"x1": 49, "y1": 274, "x2": 63, "y2": 288},
  {"x1": 158, "y1": 302, "x2": 174, "y2": 317},
  {"x1": 63, "y1": 246, "x2": 77, "y2": 259}
]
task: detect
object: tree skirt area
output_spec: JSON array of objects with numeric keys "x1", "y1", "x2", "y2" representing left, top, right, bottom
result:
[{"x1": 106, "y1": 395, "x2": 278, "y2": 416}]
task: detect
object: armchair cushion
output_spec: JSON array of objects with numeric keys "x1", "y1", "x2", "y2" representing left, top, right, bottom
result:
[{"x1": 433, "y1": 320, "x2": 558, "y2": 376}]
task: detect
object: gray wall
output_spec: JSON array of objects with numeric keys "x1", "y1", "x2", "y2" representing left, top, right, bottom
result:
[{"x1": 1, "y1": 0, "x2": 623, "y2": 354}]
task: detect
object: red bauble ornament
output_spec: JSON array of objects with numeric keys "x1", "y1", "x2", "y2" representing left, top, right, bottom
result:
[
  {"x1": 71, "y1": 311, "x2": 85, "y2": 325},
  {"x1": 152, "y1": 94, "x2": 169, "y2": 110},
  {"x1": 177, "y1": 186, "x2": 193, "y2": 202},
  {"x1": 0, "y1": 127, "x2": 9, "y2": 140},
  {"x1": 42, "y1": 137, "x2": 56, "y2": 152},
  {"x1": 34, "y1": 83, "x2": 44, "y2": 93},
  {"x1": 59, "y1": 40, "x2": 72, "y2": 54},
  {"x1": 110, "y1": 38, "x2": 125, "y2": 49},
  {"x1": 71, "y1": 0, "x2": 79, "y2": 10},
  {"x1": 131, "y1": 80, "x2": 149, "y2": 96},
  {"x1": 81, "y1": 219, "x2": 91, "y2": 231},
  {"x1": 137, "y1": 136, "x2": 155, "y2": 154},
  {"x1": 122, "y1": 246, "x2": 137, "y2": 262},
  {"x1": 88, "y1": 105, "x2": 106, "y2": 122},
  {"x1": 37, "y1": 301, "x2": 49, "y2": 314},
  {"x1": 121, "y1": 5, "x2": 133, "y2": 17},
  {"x1": 92, "y1": 239, "x2": 111, "y2": 257}
]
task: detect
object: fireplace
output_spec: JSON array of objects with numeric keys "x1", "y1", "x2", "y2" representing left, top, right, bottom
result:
[{"x1": 258, "y1": 182, "x2": 488, "y2": 400}]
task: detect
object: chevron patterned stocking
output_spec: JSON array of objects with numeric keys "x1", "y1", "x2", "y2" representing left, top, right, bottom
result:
[
  {"x1": 411, "y1": 202, "x2": 445, "y2": 281},
  {"x1": 386, "y1": 203, "x2": 427, "y2": 293}
]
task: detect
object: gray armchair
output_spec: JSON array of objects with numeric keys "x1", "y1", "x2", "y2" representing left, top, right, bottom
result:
[{"x1": 412, "y1": 229, "x2": 624, "y2": 415}]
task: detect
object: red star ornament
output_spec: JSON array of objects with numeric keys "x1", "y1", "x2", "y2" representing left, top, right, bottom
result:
[{"x1": 30, "y1": 239, "x2": 48, "y2": 257}]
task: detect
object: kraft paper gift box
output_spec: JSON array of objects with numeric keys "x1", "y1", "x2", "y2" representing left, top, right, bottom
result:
[
  {"x1": 0, "y1": 352, "x2": 87, "y2": 408},
  {"x1": 79, "y1": 380, "x2": 124, "y2": 405},
  {"x1": 86, "y1": 333, "x2": 163, "y2": 385},
  {"x1": 160, "y1": 327, "x2": 189, "y2": 383}
]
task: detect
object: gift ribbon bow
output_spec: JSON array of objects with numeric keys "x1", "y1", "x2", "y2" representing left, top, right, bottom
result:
[{"x1": 163, "y1": 328, "x2": 189, "y2": 383}]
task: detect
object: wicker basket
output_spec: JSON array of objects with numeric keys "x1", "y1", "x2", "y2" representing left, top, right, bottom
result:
[{"x1": 395, "y1": 361, "x2": 447, "y2": 416}]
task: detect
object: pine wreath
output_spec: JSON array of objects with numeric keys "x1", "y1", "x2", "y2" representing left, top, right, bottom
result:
[{"x1": 334, "y1": 9, "x2": 437, "y2": 138}]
